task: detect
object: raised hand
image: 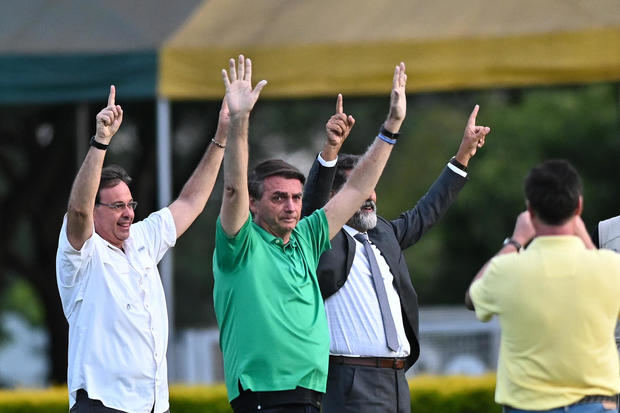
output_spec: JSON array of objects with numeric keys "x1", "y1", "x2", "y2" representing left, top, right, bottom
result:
[
  {"x1": 221, "y1": 55, "x2": 267, "y2": 117},
  {"x1": 325, "y1": 94, "x2": 355, "y2": 150},
  {"x1": 95, "y1": 85, "x2": 123, "y2": 144},
  {"x1": 455, "y1": 105, "x2": 491, "y2": 166},
  {"x1": 573, "y1": 215, "x2": 595, "y2": 249},
  {"x1": 385, "y1": 62, "x2": 407, "y2": 131},
  {"x1": 512, "y1": 211, "x2": 536, "y2": 247}
]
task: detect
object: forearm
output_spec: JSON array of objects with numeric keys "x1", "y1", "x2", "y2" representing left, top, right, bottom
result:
[
  {"x1": 320, "y1": 143, "x2": 340, "y2": 162},
  {"x1": 66, "y1": 147, "x2": 106, "y2": 248},
  {"x1": 169, "y1": 138, "x2": 226, "y2": 237},
  {"x1": 220, "y1": 114, "x2": 250, "y2": 235}
]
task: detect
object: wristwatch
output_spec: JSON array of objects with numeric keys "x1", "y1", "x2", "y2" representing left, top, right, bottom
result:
[
  {"x1": 89, "y1": 135, "x2": 109, "y2": 150},
  {"x1": 502, "y1": 237, "x2": 522, "y2": 252}
]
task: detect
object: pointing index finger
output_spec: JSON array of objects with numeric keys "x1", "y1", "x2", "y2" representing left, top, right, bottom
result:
[
  {"x1": 336, "y1": 94, "x2": 343, "y2": 114},
  {"x1": 467, "y1": 104, "x2": 480, "y2": 128},
  {"x1": 108, "y1": 85, "x2": 116, "y2": 107}
]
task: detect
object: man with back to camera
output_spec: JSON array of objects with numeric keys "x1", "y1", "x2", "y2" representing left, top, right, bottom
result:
[
  {"x1": 465, "y1": 159, "x2": 620, "y2": 412},
  {"x1": 301, "y1": 97, "x2": 490, "y2": 413},
  {"x1": 56, "y1": 85, "x2": 230, "y2": 412},
  {"x1": 212, "y1": 54, "x2": 407, "y2": 413}
]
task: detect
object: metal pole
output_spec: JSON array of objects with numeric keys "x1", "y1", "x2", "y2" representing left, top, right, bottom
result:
[{"x1": 156, "y1": 97, "x2": 175, "y2": 380}]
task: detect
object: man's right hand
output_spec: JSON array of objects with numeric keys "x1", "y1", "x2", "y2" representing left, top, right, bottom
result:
[
  {"x1": 323, "y1": 94, "x2": 355, "y2": 160},
  {"x1": 512, "y1": 211, "x2": 536, "y2": 247},
  {"x1": 221, "y1": 55, "x2": 267, "y2": 118},
  {"x1": 94, "y1": 85, "x2": 123, "y2": 144},
  {"x1": 384, "y1": 62, "x2": 407, "y2": 133}
]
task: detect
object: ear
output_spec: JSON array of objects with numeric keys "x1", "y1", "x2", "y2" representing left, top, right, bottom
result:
[
  {"x1": 575, "y1": 196, "x2": 584, "y2": 216},
  {"x1": 249, "y1": 197, "x2": 257, "y2": 215},
  {"x1": 525, "y1": 200, "x2": 534, "y2": 216}
]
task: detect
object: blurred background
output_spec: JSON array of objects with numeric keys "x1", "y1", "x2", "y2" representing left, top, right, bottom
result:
[{"x1": 0, "y1": 0, "x2": 619, "y2": 388}]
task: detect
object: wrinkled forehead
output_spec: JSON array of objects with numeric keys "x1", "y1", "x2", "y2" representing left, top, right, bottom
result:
[
  {"x1": 262, "y1": 175, "x2": 303, "y2": 195},
  {"x1": 98, "y1": 181, "x2": 133, "y2": 203}
]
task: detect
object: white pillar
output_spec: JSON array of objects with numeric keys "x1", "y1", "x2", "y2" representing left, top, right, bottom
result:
[{"x1": 156, "y1": 97, "x2": 176, "y2": 380}]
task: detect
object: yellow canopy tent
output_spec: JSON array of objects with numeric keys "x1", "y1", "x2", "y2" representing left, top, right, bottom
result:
[{"x1": 160, "y1": 0, "x2": 620, "y2": 99}]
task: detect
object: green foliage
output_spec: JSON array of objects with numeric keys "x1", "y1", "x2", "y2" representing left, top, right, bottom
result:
[
  {"x1": 0, "y1": 277, "x2": 45, "y2": 327},
  {"x1": 0, "y1": 375, "x2": 500, "y2": 413}
]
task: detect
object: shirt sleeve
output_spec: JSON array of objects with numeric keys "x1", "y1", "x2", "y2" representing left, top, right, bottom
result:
[
  {"x1": 294, "y1": 209, "x2": 331, "y2": 269},
  {"x1": 55, "y1": 215, "x2": 96, "y2": 318},
  {"x1": 213, "y1": 214, "x2": 253, "y2": 274},
  {"x1": 56, "y1": 214, "x2": 95, "y2": 288},
  {"x1": 469, "y1": 258, "x2": 502, "y2": 322},
  {"x1": 130, "y1": 207, "x2": 177, "y2": 264}
]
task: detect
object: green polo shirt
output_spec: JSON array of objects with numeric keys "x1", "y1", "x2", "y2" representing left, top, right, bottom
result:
[{"x1": 213, "y1": 209, "x2": 331, "y2": 401}]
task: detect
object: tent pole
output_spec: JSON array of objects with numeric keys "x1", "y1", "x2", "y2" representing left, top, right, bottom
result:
[{"x1": 156, "y1": 97, "x2": 176, "y2": 381}]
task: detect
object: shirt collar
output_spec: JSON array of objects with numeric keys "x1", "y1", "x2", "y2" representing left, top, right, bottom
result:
[
  {"x1": 343, "y1": 225, "x2": 364, "y2": 238},
  {"x1": 252, "y1": 221, "x2": 298, "y2": 250}
]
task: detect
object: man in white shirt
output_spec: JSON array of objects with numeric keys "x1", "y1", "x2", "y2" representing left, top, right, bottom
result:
[
  {"x1": 56, "y1": 86, "x2": 229, "y2": 413},
  {"x1": 301, "y1": 99, "x2": 491, "y2": 413}
]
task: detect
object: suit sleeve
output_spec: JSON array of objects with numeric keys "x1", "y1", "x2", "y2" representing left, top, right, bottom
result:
[
  {"x1": 390, "y1": 165, "x2": 467, "y2": 249},
  {"x1": 301, "y1": 155, "x2": 337, "y2": 218}
]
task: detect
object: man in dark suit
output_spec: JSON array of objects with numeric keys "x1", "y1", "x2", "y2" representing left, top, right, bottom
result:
[{"x1": 302, "y1": 101, "x2": 491, "y2": 413}]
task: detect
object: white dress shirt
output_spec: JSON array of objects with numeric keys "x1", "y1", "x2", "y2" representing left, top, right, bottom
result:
[
  {"x1": 325, "y1": 226, "x2": 410, "y2": 358},
  {"x1": 319, "y1": 155, "x2": 466, "y2": 358},
  {"x1": 56, "y1": 208, "x2": 176, "y2": 413}
]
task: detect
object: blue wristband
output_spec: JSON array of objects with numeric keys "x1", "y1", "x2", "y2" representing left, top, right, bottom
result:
[{"x1": 377, "y1": 133, "x2": 398, "y2": 145}]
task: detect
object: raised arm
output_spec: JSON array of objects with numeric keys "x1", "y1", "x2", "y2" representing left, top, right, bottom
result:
[
  {"x1": 168, "y1": 99, "x2": 229, "y2": 238},
  {"x1": 219, "y1": 55, "x2": 267, "y2": 236},
  {"x1": 66, "y1": 86, "x2": 123, "y2": 250},
  {"x1": 301, "y1": 94, "x2": 355, "y2": 217},
  {"x1": 323, "y1": 63, "x2": 406, "y2": 239},
  {"x1": 465, "y1": 211, "x2": 536, "y2": 310}
]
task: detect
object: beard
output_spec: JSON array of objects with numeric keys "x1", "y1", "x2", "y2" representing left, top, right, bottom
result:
[{"x1": 346, "y1": 200, "x2": 377, "y2": 232}]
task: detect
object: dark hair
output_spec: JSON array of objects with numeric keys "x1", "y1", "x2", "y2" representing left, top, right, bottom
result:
[
  {"x1": 96, "y1": 164, "x2": 132, "y2": 204},
  {"x1": 524, "y1": 159, "x2": 582, "y2": 225},
  {"x1": 332, "y1": 154, "x2": 360, "y2": 192},
  {"x1": 248, "y1": 159, "x2": 306, "y2": 199}
]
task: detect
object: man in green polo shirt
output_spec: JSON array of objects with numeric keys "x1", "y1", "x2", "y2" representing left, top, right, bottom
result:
[{"x1": 213, "y1": 55, "x2": 407, "y2": 413}]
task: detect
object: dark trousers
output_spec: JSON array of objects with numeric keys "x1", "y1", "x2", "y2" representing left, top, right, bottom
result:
[
  {"x1": 231, "y1": 384, "x2": 322, "y2": 413},
  {"x1": 322, "y1": 363, "x2": 410, "y2": 413},
  {"x1": 69, "y1": 389, "x2": 169, "y2": 413}
]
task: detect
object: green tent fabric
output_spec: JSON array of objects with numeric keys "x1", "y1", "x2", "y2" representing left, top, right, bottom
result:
[
  {"x1": 160, "y1": 0, "x2": 620, "y2": 99},
  {"x1": 0, "y1": 0, "x2": 201, "y2": 104}
]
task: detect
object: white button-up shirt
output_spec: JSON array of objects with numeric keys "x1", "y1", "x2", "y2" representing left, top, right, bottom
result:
[
  {"x1": 325, "y1": 226, "x2": 411, "y2": 358},
  {"x1": 56, "y1": 208, "x2": 176, "y2": 413}
]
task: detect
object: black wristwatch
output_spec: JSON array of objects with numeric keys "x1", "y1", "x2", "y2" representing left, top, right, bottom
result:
[
  {"x1": 89, "y1": 135, "x2": 109, "y2": 150},
  {"x1": 502, "y1": 237, "x2": 522, "y2": 252}
]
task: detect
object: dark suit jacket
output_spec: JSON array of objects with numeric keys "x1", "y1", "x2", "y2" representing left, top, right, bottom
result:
[{"x1": 302, "y1": 157, "x2": 467, "y2": 370}]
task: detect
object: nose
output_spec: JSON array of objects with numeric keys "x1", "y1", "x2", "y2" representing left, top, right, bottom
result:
[
  {"x1": 369, "y1": 190, "x2": 377, "y2": 203},
  {"x1": 122, "y1": 205, "x2": 135, "y2": 217}
]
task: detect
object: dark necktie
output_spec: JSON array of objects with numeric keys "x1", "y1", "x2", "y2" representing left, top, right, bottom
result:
[{"x1": 354, "y1": 233, "x2": 399, "y2": 351}]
